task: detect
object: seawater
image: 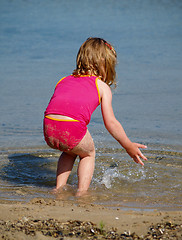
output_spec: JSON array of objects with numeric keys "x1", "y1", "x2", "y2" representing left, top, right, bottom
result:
[
  {"x1": 0, "y1": 0, "x2": 182, "y2": 210},
  {"x1": 0, "y1": 145, "x2": 182, "y2": 210}
]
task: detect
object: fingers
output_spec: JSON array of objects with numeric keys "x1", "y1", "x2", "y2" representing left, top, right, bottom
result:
[
  {"x1": 139, "y1": 151, "x2": 148, "y2": 161},
  {"x1": 134, "y1": 156, "x2": 144, "y2": 166},
  {"x1": 136, "y1": 143, "x2": 147, "y2": 149},
  {"x1": 134, "y1": 145, "x2": 148, "y2": 166},
  {"x1": 126, "y1": 142, "x2": 147, "y2": 166}
]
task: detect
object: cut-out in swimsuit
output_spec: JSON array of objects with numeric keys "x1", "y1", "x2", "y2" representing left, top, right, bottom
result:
[{"x1": 44, "y1": 75, "x2": 101, "y2": 151}]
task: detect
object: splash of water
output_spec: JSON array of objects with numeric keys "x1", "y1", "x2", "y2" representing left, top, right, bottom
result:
[{"x1": 101, "y1": 165, "x2": 147, "y2": 189}]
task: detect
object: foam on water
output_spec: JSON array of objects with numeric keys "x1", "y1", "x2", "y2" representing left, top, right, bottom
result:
[{"x1": 101, "y1": 165, "x2": 148, "y2": 189}]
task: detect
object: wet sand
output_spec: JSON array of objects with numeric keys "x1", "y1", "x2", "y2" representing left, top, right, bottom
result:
[{"x1": 0, "y1": 198, "x2": 181, "y2": 239}]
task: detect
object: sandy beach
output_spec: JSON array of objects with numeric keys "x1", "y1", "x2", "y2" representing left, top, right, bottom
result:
[{"x1": 0, "y1": 198, "x2": 181, "y2": 239}]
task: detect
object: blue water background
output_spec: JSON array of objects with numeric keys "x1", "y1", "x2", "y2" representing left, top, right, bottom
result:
[{"x1": 0, "y1": 0, "x2": 182, "y2": 148}]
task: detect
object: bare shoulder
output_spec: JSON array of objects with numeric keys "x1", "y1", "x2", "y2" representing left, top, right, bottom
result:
[{"x1": 97, "y1": 79, "x2": 112, "y2": 99}]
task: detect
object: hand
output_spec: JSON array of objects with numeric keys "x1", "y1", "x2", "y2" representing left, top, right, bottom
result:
[{"x1": 125, "y1": 142, "x2": 147, "y2": 166}]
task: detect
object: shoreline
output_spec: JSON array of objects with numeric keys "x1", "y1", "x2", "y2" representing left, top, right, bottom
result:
[{"x1": 0, "y1": 198, "x2": 181, "y2": 239}]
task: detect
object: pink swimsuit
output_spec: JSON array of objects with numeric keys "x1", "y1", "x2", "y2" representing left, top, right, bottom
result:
[{"x1": 44, "y1": 75, "x2": 100, "y2": 151}]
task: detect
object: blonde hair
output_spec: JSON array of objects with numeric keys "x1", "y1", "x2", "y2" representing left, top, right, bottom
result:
[{"x1": 73, "y1": 37, "x2": 117, "y2": 87}]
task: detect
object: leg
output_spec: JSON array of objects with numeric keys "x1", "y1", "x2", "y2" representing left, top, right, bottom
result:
[
  {"x1": 44, "y1": 118, "x2": 95, "y2": 192},
  {"x1": 69, "y1": 130, "x2": 95, "y2": 195},
  {"x1": 56, "y1": 152, "x2": 77, "y2": 189},
  {"x1": 77, "y1": 153, "x2": 95, "y2": 195}
]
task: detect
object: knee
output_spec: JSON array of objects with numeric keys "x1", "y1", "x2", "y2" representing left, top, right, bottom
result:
[
  {"x1": 89, "y1": 147, "x2": 96, "y2": 158},
  {"x1": 79, "y1": 139, "x2": 96, "y2": 158},
  {"x1": 80, "y1": 146, "x2": 95, "y2": 159}
]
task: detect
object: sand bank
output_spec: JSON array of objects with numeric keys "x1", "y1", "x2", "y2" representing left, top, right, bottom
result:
[{"x1": 0, "y1": 198, "x2": 181, "y2": 239}]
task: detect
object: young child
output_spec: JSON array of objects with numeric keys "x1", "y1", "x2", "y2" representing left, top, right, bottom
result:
[{"x1": 44, "y1": 37, "x2": 147, "y2": 196}]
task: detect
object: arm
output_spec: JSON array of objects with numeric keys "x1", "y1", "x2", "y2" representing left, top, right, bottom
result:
[{"x1": 98, "y1": 80, "x2": 147, "y2": 166}]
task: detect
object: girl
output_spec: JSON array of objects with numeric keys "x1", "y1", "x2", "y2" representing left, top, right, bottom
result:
[{"x1": 44, "y1": 37, "x2": 147, "y2": 196}]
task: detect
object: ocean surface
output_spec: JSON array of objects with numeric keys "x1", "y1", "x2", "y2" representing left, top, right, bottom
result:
[{"x1": 0, "y1": 0, "x2": 182, "y2": 210}]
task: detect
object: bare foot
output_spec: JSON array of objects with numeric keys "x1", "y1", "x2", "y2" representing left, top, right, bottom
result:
[{"x1": 75, "y1": 189, "x2": 89, "y2": 197}]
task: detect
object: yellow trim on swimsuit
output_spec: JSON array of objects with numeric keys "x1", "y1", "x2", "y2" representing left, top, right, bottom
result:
[
  {"x1": 45, "y1": 115, "x2": 79, "y2": 122},
  {"x1": 80, "y1": 75, "x2": 96, "y2": 77},
  {"x1": 95, "y1": 77, "x2": 101, "y2": 104},
  {"x1": 55, "y1": 77, "x2": 66, "y2": 88}
]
